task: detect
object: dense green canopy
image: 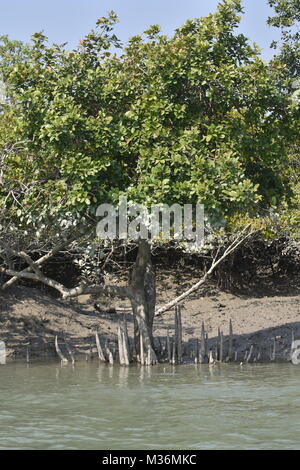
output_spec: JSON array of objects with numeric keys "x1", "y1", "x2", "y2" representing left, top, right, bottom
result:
[
  {"x1": 268, "y1": 0, "x2": 300, "y2": 77},
  {"x1": 0, "y1": 0, "x2": 297, "y2": 238}
]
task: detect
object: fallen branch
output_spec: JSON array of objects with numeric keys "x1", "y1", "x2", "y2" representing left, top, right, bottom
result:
[
  {"x1": 155, "y1": 228, "x2": 255, "y2": 317},
  {"x1": 0, "y1": 265, "x2": 131, "y2": 300},
  {"x1": 0, "y1": 242, "x2": 69, "y2": 290},
  {"x1": 0, "y1": 241, "x2": 131, "y2": 298},
  {"x1": 62, "y1": 284, "x2": 131, "y2": 300},
  {"x1": 0, "y1": 266, "x2": 72, "y2": 296}
]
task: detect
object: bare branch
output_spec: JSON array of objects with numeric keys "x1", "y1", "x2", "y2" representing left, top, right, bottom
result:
[
  {"x1": 0, "y1": 266, "x2": 69, "y2": 296},
  {"x1": 155, "y1": 229, "x2": 255, "y2": 317},
  {"x1": 0, "y1": 241, "x2": 74, "y2": 290},
  {"x1": 0, "y1": 265, "x2": 131, "y2": 301},
  {"x1": 62, "y1": 284, "x2": 131, "y2": 300}
]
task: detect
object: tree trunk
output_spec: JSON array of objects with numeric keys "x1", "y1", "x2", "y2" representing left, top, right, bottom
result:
[{"x1": 130, "y1": 240, "x2": 157, "y2": 365}]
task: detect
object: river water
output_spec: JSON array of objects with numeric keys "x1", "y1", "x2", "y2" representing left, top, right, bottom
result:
[{"x1": 0, "y1": 361, "x2": 299, "y2": 450}]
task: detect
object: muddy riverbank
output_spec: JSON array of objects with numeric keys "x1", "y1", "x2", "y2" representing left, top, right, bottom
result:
[{"x1": 1, "y1": 270, "x2": 300, "y2": 363}]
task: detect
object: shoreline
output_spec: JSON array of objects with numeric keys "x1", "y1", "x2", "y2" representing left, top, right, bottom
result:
[{"x1": 1, "y1": 270, "x2": 300, "y2": 365}]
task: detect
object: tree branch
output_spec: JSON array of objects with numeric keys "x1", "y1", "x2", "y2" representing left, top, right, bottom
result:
[
  {"x1": 0, "y1": 266, "x2": 131, "y2": 300},
  {"x1": 62, "y1": 284, "x2": 131, "y2": 300},
  {"x1": 0, "y1": 266, "x2": 70, "y2": 296},
  {"x1": 155, "y1": 229, "x2": 255, "y2": 317},
  {"x1": 0, "y1": 242, "x2": 72, "y2": 290}
]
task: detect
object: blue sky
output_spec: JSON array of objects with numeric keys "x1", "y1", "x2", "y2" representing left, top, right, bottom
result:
[{"x1": 0, "y1": 0, "x2": 280, "y2": 60}]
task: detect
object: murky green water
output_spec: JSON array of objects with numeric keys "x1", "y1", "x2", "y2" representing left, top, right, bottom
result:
[{"x1": 0, "y1": 361, "x2": 299, "y2": 450}]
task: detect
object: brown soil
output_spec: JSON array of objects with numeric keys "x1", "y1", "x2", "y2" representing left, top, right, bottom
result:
[{"x1": 1, "y1": 269, "x2": 300, "y2": 363}]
